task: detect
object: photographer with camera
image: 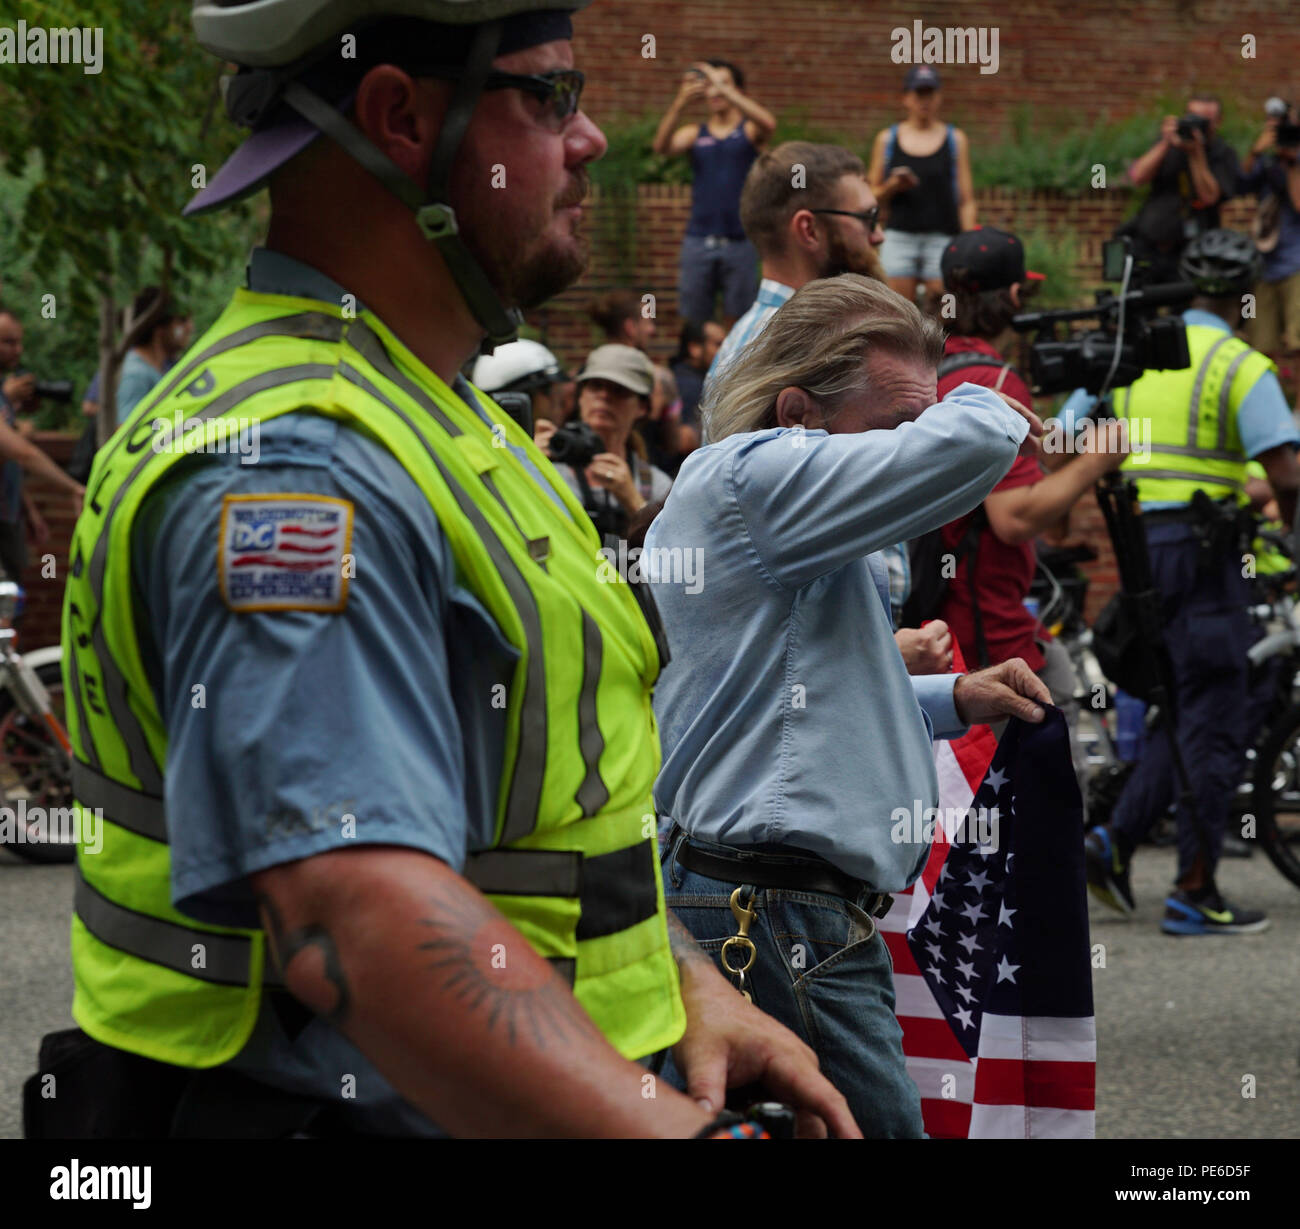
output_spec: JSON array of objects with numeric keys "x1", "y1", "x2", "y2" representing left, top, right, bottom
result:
[
  {"x1": 652, "y1": 59, "x2": 775, "y2": 327},
  {"x1": 472, "y1": 338, "x2": 570, "y2": 430},
  {"x1": 1240, "y1": 98, "x2": 1300, "y2": 362},
  {"x1": 1122, "y1": 94, "x2": 1239, "y2": 284},
  {"x1": 1075, "y1": 230, "x2": 1300, "y2": 935},
  {"x1": 535, "y1": 344, "x2": 672, "y2": 540}
]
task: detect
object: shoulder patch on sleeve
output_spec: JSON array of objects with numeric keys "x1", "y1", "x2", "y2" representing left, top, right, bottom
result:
[{"x1": 218, "y1": 494, "x2": 354, "y2": 613}]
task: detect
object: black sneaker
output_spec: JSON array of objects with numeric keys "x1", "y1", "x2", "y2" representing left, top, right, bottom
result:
[
  {"x1": 1161, "y1": 889, "x2": 1269, "y2": 935},
  {"x1": 1085, "y1": 826, "x2": 1134, "y2": 915}
]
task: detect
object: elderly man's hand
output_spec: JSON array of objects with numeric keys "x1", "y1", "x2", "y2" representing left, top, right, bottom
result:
[
  {"x1": 895, "y1": 621, "x2": 953, "y2": 674},
  {"x1": 667, "y1": 914, "x2": 860, "y2": 1138},
  {"x1": 952, "y1": 658, "x2": 1051, "y2": 726},
  {"x1": 991, "y1": 391, "x2": 1044, "y2": 459}
]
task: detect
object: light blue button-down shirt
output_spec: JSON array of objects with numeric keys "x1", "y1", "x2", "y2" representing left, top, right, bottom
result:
[
  {"x1": 703, "y1": 278, "x2": 795, "y2": 434},
  {"x1": 647, "y1": 383, "x2": 1028, "y2": 891}
]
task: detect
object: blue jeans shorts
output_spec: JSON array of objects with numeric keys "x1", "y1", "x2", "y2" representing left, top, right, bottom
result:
[
  {"x1": 880, "y1": 229, "x2": 953, "y2": 282},
  {"x1": 660, "y1": 830, "x2": 924, "y2": 1138}
]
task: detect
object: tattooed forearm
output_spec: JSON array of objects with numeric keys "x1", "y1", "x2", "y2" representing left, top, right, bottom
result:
[
  {"x1": 415, "y1": 882, "x2": 602, "y2": 1051},
  {"x1": 666, "y1": 909, "x2": 712, "y2": 975},
  {"x1": 257, "y1": 894, "x2": 352, "y2": 1025}
]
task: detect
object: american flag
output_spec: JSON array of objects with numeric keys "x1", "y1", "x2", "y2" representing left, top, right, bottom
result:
[{"x1": 883, "y1": 671, "x2": 1096, "y2": 1138}]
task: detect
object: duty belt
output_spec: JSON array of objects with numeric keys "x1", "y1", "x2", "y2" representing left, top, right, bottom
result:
[{"x1": 668, "y1": 825, "x2": 893, "y2": 918}]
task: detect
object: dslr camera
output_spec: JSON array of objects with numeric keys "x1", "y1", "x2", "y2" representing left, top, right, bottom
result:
[
  {"x1": 1265, "y1": 97, "x2": 1300, "y2": 149},
  {"x1": 1176, "y1": 113, "x2": 1211, "y2": 143},
  {"x1": 547, "y1": 421, "x2": 605, "y2": 469},
  {"x1": 33, "y1": 379, "x2": 74, "y2": 403}
]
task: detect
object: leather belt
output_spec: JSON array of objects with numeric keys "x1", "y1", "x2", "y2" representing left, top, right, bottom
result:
[
  {"x1": 669, "y1": 827, "x2": 893, "y2": 919},
  {"x1": 1141, "y1": 507, "x2": 1201, "y2": 526}
]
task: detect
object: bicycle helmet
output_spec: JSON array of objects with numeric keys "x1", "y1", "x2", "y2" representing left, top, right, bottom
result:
[
  {"x1": 187, "y1": 0, "x2": 594, "y2": 347},
  {"x1": 1178, "y1": 228, "x2": 1263, "y2": 297},
  {"x1": 471, "y1": 338, "x2": 565, "y2": 392}
]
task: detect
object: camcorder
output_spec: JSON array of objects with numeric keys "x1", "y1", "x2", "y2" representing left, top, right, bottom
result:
[
  {"x1": 1010, "y1": 238, "x2": 1194, "y2": 398},
  {"x1": 1176, "y1": 113, "x2": 1211, "y2": 143},
  {"x1": 1264, "y1": 97, "x2": 1300, "y2": 148}
]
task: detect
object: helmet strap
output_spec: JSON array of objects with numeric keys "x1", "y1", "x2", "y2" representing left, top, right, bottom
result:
[{"x1": 281, "y1": 19, "x2": 522, "y2": 349}]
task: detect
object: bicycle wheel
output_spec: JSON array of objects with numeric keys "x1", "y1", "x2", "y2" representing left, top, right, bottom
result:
[
  {"x1": 0, "y1": 658, "x2": 76, "y2": 864},
  {"x1": 1250, "y1": 700, "x2": 1300, "y2": 888}
]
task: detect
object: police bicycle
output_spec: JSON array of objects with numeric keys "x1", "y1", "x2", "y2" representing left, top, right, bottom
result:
[
  {"x1": 1038, "y1": 526, "x2": 1300, "y2": 889},
  {"x1": 1236, "y1": 531, "x2": 1300, "y2": 888},
  {"x1": 1029, "y1": 542, "x2": 1135, "y2": 828},
  {"x1": 0, "y1": 577, "x2": 75, "y2": 864}
]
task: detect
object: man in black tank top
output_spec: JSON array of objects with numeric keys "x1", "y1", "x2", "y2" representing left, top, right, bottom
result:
[{"x1": 868, "y1": 66, "x2": 977, "y2": 305}]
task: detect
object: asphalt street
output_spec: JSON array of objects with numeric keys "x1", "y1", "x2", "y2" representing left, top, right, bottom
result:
[{"x1": 1, "y1": 843, "x2": 1297, "y2": 1139}]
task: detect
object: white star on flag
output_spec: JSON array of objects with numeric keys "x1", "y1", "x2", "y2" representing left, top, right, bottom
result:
[
  {"x1": 966, "y1": 868, "x2": 992, "y2": 892},
  {"x1": 961, "y1": 901, "x2": 986, "y2": 926},
  {"x1": 984, "y1": 766, "x2": 1009, "y2": 792},
  {"x1": 996, "y1": 955, "x2": 1020, "y2": 984},
  {"x1": 953, "y1": 1006, "x2": 975, "y2": 1030},
  {"x1": 998, "y1": 902, "x2": 1017, "y2": 928}
]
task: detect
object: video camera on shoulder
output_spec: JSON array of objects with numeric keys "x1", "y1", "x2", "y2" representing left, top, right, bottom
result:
[{"x1": 1010, "y1": 237, "x2": 1193, "y2": 398}]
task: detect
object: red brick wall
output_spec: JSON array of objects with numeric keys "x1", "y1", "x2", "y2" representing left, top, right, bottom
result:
[{"x1": 573, "y1": 1, "x2": 1295, "y2": 140}]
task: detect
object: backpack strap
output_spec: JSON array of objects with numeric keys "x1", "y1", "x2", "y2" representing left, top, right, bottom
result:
[
  {"x1": 937, "y1": 352, "x2": 1013, "y2": 382},
  {"x1": 947, "y1": 124, "x2": 958, "y2": 204}
]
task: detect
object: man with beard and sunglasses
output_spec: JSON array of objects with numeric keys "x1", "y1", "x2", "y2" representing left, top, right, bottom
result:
[
  {"x1": 42, "y1": 1, "x2": 857, "y2": 1141},
  {"x1": 705, "y1": 141, "x2": 886, "y2": 405}
]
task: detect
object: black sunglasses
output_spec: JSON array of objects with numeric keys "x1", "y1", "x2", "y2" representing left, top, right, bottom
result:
[
  {"x1": 811, "y1": 206, "x2": 882, "y2": 231},
  {"x1": 418, "y1": 66, "x2": 585, "y2": 125}
]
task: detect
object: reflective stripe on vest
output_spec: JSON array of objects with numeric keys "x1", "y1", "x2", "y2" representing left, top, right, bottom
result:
[
  {"x1": 71, "y1": 762, "x2": 659, "y2": 942},
  {"x1": 63, "y1": 288, "x2": 685, "y2": 1067},
  {"x1": 1116, "y1": 324, "x2": 1271, "y2": 505}
]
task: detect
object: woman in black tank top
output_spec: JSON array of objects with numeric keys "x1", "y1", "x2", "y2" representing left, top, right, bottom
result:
[{"x1": 868, "y1": 67, "x2": 976, "y2": 305}]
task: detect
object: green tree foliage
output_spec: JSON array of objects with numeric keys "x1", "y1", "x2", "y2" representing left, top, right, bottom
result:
[{"x1": 0, "y1": 1, "x2": 260, "y2": 436}]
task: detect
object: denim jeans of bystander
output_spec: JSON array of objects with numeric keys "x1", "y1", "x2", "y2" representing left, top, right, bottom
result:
[{"x1": 660, "y1": 834, "x2": 924, "y2": 1138}]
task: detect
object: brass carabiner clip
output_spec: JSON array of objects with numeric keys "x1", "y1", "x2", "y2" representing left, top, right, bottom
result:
[{"x1": 719, "y1": 887, "x2": 758, "y2": 1000}]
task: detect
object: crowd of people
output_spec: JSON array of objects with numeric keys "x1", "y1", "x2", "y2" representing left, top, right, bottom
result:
[{"x1": 14, "y1": 0, "x2": 1300, "y2": 1141}]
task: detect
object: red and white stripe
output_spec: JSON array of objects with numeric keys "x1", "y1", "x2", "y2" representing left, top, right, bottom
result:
[{"x1": 884, "y1": 676, "x2": 1095, "y2": 1138}]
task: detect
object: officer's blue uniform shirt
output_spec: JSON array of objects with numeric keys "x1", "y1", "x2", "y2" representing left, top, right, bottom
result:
[
  {"x1": 1056, "y1": 308, "x2": 1300, "y2": 512},
  {"x1": 131, "y1": 248, "x2": 571, "y2": 1133}
]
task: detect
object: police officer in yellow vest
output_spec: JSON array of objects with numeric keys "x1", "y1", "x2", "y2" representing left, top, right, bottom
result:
[
  {"x1": 33, "y1": 0, "x2": 858, "y2": 1139},
  {"x1": 1080, "y1": 229, "x2": 1300, "y2": 934}
]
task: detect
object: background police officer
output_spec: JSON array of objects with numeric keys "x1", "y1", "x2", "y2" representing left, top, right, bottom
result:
[
  {"x1": 43, "y1": 0, "x2": 856, "y2": 1139},
  {"x1": 1080, "y1": 229, "x2": 1300, "y2": 934}
]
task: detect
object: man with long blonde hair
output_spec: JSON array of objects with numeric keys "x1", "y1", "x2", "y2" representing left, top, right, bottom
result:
[{"x1": 650, "y1": 272, "x2": 1052, "y2": 1136}]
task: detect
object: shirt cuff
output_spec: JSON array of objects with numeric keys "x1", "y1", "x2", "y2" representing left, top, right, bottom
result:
[{"x1": 911, "y1": 672, "x2": 969, "y2": 741}]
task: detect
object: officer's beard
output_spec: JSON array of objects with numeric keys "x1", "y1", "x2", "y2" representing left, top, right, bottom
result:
[{"x1": 463, "y1": 176, "x2": 591, "y2": 312}]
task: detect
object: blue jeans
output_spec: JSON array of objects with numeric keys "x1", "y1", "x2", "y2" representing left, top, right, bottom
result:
[
  {"x1": 661, "y1": 833, "x2": 924, "y2": 1138},
  {"x1": 678, "y1": 234, "x2": 759, "y2": 323}
]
